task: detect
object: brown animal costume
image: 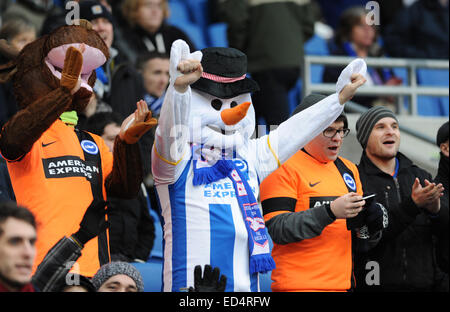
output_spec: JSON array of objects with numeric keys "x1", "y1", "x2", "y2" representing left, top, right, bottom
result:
[{"x1": 0, "y1": 21, "x2": 157, "y2": 277}]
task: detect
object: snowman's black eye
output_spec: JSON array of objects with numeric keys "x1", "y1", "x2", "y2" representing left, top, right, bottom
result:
[
  {"x1": 211, "y1": 99, "x2": 223, "y2": 111},
  {"x1": 230, "y1": 101, "x2": 238, "y2": 108}
]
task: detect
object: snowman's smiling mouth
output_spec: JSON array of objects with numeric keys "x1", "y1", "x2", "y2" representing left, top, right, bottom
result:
[{"x1": 207, "y1": 125, "x2": 237, "y2": 136}]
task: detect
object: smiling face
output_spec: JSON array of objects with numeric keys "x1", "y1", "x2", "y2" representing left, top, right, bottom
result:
[
  {"x1": 0, "y1": 218, "x2": 36, "y2": 290},
  {"x1": 190, "y1": 89, "x2": 255, "y2": 150},
  {"x1": 365, "y1": 117, "x2": 400, "y2": 161}
]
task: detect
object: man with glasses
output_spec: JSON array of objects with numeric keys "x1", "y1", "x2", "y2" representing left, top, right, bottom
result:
[{"x1": 260, "y1": 94, "x2": 385, "y2": 292}]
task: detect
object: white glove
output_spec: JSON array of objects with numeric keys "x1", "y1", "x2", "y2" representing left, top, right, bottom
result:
[
  {"x1": 336, "y1": 58, "x2": 367, "y2": 94},
  {"x1": 169, "y1": 39, "x2": 202, "y2": 86}
]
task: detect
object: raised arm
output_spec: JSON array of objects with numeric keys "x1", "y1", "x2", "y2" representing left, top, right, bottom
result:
[
  {"x1": 253, "y1": 59, "x2": 367, "y2": 180},
  {"x1": 152, "y1": 40, "x2": 203, "y2": 184},
  {"x1": 0, "y1": 46, "x2": 83, "y2": 160}
]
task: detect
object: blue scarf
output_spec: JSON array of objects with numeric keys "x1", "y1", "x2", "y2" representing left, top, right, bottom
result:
[
  {"x1": 192, "y1": 144, "x2": 275, "y2": 274},
  {"x1": 144, "y1": 92, "x2": 165, "y2": 116},
  {"x1": 343, "y1": 42, "x2": 392, "y2": 83}
]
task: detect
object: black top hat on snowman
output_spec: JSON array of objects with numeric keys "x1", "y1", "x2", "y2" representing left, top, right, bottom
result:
[{"x1": 191, "y1": 47, "x2": 259, "y2": 99}]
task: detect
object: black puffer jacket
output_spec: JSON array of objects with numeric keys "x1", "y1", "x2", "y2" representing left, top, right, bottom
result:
[{"x1": 355, "y1": 152, "x2": 446, "y2": 291}]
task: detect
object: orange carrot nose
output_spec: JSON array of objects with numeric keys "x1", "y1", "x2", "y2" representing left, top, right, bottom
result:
[{"x1": 221, "y1": 101, "x2": 251, "y2": 125}]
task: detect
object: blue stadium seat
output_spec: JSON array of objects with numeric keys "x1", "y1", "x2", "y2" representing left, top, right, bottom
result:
[
  {"x1": 304, "y1": 35, "x2": 329, "y2": 56},
  {"x1": 391, "y1": 67, "x2": 410, "y2": 112},
  {"x1": 416, "y1": 68, "x2": 449, "y2": 116},
  {"x1": 186, "y1": 0, "x2": 210, "y2": 29},
  {"x1": 133, "y1": 259, "x2": 163, "y2": 292},
  {"x1": 207, "y1": 23, "x2": 228, "y2": 47},
  {"x1": 148, "y1": 207, "x2": 163, "y2": 260},
  {"x1": 166, "y1": 19, "x2": 208, "y2": 50},
  {"x1": 304, "y1": 35, "x2": 329, "y2": 85},
  {"x1": 167, "y1": 1, "x2": 192, "y2": 25}
]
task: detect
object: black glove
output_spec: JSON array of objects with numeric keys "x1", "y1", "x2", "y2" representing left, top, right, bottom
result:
[
  {"x1": 346, "y1": 194, "x2": 376, "y2": 230},
  {"x1": 71, "y1": 199, "x2": 108, "y2": 246},
  {"x1": 188, "y1": 265, "x2": 227, "y2": 292},
  {"x1": 364, "y1": 201, "x2": 388, "y2": 235}
]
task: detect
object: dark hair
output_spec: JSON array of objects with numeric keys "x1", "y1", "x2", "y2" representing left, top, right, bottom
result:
[
  {"x1": 0, "y1": 201, "x2": 36, "y2": 236},
  {"x1": 335, "y1": 6, "x2": 380, "y2": 48},
  {"x1": 136, "y1": 51, "x2": 169, "y2": 71},
  {"x1": 53, "y1": 273, "x2": 96, "y2": 292},
  {"x1": 0, "y1": 14, "x2": 35, "y2": 42},
  {"x1": 83, "y1": 112, "x2": 123, "y2": 136}
]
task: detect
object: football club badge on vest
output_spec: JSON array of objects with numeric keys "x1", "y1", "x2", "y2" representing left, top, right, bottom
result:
[
  {"x1": 80, "y1": 140, "x2": 99, "y2": 155},
  {"x1": 343, "y1": 173, "x2": 357, "y2": 191}
]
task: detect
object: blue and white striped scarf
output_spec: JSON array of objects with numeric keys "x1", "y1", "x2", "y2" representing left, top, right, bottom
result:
[{"x1": 192, "y1": 144, "x2": 275, "y2": 274}]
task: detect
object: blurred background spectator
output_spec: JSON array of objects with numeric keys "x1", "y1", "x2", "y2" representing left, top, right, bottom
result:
[
  {"x1": 384, "y1": 0, "x2": 449, "y2": 59},
  {"x1": 136, "y1": 51, "x2": 169, "y2": 117},
  {"x1": 120, "y1": 0, "x2": 195, "y2": 64},
  {"x1": 218, "y1": 0, "x2": 317, "y2": 129},
  {"x1": 2, "y1": 0, "x2": 53, "y2": 34},
  {"x1": 322, "y1": 6, "x2": 403, "y2": 110},
  {"x1": 0, "y1": 14, "x2": 36, "y2": 129}
]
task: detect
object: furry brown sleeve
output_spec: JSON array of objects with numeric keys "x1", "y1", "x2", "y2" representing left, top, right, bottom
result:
[
  {"x1": 0, "y1": 87, "x2": 72, "y2": 160},
  {"x1": 105, "y1": 136, "x2": 143, "y2": 199}
]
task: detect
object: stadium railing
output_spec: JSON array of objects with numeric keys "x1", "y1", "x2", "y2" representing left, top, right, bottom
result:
[{"x1": 302, "y1": 55, "x2": 449, "y2": 116}]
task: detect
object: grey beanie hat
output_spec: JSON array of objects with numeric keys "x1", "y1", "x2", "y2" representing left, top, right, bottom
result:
[
  {"x1": 92, "y1": 261, "x2": 144, "y2": 292},
  {"x1": 356, "y1": 106, "x2": 398, "y2": 148}
]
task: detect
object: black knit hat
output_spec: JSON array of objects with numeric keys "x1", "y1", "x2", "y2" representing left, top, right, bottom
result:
[
  {"x1": 79, "y1": 0, "x2": 114, "y2": 24},
  {"x1": 291, "y1": 93, "x2": 348, "y2": 128},
  {"x1": 436, "y1": 121, "x2": 449, "y2": 146},
  {"x1": 356, "y1": 106, "x2": 398, "y2": 148},
  {"x1": 191, "y1": 47, "x2": 259, "y2": 99},
  {"x1": 54, "y1": 273, "x2": 96, "y2": 292}
]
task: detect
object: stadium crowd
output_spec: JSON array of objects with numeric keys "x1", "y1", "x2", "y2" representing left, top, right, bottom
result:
[{"x1": 0, "y1": 0, "x2": 448, "y2": 293}]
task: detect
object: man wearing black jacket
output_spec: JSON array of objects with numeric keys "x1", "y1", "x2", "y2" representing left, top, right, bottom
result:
[
  {"x1": 354, "y1": 106, "x2": 446, "y2": 291},
  {"x1": 434, "y1": 121, "x2": 449, "y2": 280}
]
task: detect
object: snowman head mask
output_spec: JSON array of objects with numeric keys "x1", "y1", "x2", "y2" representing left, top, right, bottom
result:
[{"x1": 189, "y1": 47, "x2": 259, "y2": 150}]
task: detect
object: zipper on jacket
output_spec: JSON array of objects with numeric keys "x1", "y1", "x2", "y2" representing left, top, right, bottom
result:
[
  {"x1": 402, "y1": 247, "x2": 407, "y2": 282},
  {"x1": 384, "y1": 190, "x2": 390, "y2": 209},
  {"x1": 393, "y1": 177, "x2": 402, "y2": 204},
  {"x1": 393, "y1": 176, "x2": 408, "y2": 282}
]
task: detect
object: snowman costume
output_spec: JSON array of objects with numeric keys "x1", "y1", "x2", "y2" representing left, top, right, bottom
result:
[{"x1": 152, "y1": 40, "x2": 366, "y2": 292}]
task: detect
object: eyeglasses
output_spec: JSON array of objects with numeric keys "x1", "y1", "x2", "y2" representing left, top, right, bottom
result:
[{"x1": 323, "y1": 128, "x2": 350, "y2": 138}]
